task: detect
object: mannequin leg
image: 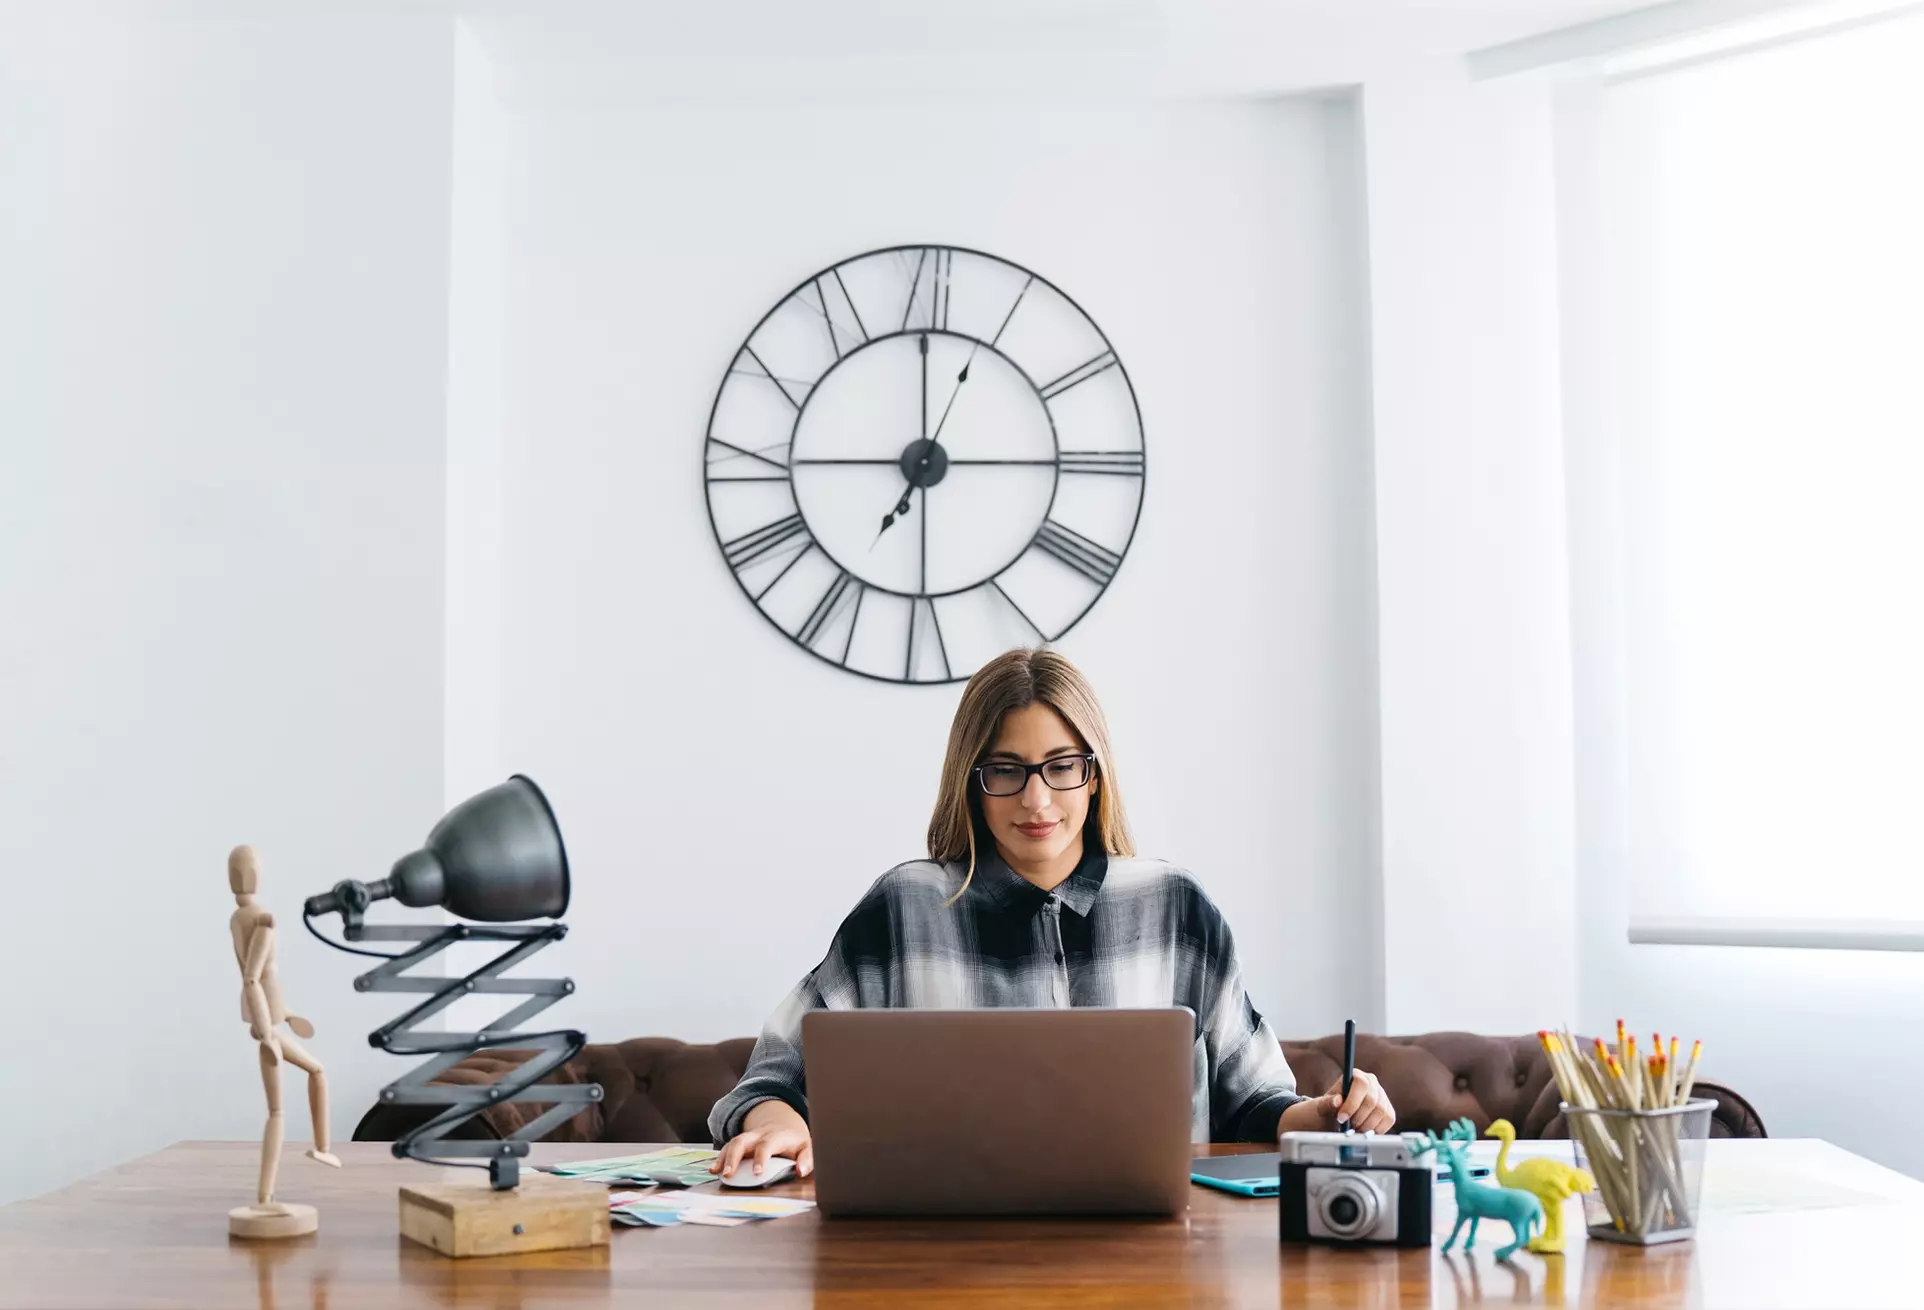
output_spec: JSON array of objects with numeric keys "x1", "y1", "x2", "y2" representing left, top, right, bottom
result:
[
  {"x1": 256, "y1": 1042, "x2": 285, "y2": 1207},
  {"x1": 279, "y1": 1036, "x2": 339, "y2": 1166}
]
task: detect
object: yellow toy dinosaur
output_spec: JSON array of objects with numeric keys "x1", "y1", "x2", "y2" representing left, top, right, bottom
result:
[{"x1": 1486, "y1": 1118, "x2": 1596, "y2": 1253}]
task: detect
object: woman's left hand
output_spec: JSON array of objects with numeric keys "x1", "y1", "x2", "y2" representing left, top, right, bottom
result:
[{"x1": 1279, "y1": 1069, "x2": 1396, "y2": 1135}]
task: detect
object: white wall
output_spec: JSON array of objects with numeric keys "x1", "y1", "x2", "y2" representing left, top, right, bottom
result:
[
  {"x1": 492, "y1": 94, "x2": 1384, "y2": 1051},
  {"x1": 0, "y1": 14, "x2": 454, "y2": 1204},
  {"x1": 1361, "y1": 62, "x2": 1579, "y2": 1034},
  {"x1": 443, "y1": 20, "x2": 509, "y2": 809}
]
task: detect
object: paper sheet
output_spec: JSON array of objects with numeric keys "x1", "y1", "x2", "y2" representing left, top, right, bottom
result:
[
  {"x1": 551, "y1": 1147, "x2": 721, "y2": 1188},
  {"x1": 1699, "y1": 1162, "x2": 1890, "y2": 1216},
  {"x1": 608, "y1": 1186, "x2": 815, "y2": 1228}
]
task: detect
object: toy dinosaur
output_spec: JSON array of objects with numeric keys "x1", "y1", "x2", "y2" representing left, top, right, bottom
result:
[
  {"x1": 1411, "y1": 1118, "x2": 1543, "y2": 1262},
  {"x1": 1485, "y1": 1118, "x2": 1595, "y2": 1253}
]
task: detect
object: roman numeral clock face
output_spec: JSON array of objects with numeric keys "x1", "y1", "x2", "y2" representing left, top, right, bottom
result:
[{"x1": 704, "y1": 245, "x2": 1146, "y2": 684}]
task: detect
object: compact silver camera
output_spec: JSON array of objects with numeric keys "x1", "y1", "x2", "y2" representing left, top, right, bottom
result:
[{"x1": 1277, "y1": 1131, "x2": 1433, "y2": 1248}]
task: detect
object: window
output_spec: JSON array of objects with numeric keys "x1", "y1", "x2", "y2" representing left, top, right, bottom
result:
[{"x1": 1566, "y1": 9, "x2": 1924, "y2": 941}]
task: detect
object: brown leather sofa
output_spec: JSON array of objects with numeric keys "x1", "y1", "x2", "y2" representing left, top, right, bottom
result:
[{"x1": 353, "y1": 1031, "x2": 1765, "y2": 1146}]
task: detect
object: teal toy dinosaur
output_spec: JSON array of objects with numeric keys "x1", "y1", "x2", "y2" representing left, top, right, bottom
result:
[{"x1": 1411, "y1": 1118, "x2": 1544, "y2": 1262}]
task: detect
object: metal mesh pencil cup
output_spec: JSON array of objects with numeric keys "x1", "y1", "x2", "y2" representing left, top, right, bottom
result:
[{"x1": 1565, "y1": 1099, "x2": 1714, "y2": 1245}]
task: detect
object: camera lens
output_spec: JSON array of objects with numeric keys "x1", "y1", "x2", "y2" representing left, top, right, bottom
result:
[{"x1": 1316, "y1": 1174, "x2": 1382, "y2": 1239}]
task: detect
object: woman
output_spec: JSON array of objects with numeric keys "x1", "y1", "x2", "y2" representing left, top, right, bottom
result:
[{"x1": 709, "y1": 648, "x2": 1394, "y2": 1180}]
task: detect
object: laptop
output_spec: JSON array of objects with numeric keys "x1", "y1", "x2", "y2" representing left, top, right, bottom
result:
[{"x1": 803, "y1": 1007, "x2": 1195, "y2": 1217}]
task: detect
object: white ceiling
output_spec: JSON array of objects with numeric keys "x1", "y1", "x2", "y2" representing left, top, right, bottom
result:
[
  {"x1": 463, "y1": 0, "x2": 1668, "y2": 102},
  {"x1": 43, "y1": 0, "x2": 1676, "y2": 100},
  {"x1": 450, "y1": 0, "x2": 1660, "y2": 57}
]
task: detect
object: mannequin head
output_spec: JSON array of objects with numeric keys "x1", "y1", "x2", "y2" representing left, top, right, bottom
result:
[{"x1": 229, "y1": 844, "x2": 260, "y2": 899}]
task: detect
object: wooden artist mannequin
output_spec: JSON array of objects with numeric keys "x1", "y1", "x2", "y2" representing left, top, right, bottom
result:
[{"x1": 228, "y1": 845, "x2": 341, "y2": 1238}]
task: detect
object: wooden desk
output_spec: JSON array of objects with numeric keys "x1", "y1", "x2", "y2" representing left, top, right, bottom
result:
[{"x1": 2, "y1": 1139, "x2": 1919, "y2": 1308}]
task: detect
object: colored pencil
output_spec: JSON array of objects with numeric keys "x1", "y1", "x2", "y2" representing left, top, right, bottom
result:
[{"x1": 1539, "y1": 1023, "x2": 1707, "y2": 1238}]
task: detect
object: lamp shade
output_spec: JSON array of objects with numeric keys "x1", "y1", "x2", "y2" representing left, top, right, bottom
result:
[{"x1": 384, "y1": 775, "x2": 570, "y2": 922}]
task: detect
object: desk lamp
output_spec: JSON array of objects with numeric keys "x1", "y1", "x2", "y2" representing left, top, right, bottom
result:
[{"x1": 301, "y1": 776, "x2": 602, "y2": 1195}]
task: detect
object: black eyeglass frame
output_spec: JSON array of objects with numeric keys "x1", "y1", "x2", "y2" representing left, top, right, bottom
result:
[{"x1": 973, "y1": 754, "x2": 1098, "y2": 797}]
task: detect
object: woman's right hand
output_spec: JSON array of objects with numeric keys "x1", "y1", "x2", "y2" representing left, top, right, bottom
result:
[{"x1": 710, "y1": 1098, "x2": 814, "y2": 1180}]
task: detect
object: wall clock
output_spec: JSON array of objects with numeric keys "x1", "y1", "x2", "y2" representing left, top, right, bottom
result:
[{"x1": 703, "y1": 244, "x2": 1145, "y2": 685}]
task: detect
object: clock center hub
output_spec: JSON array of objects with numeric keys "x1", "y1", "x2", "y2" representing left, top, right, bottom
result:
[{"x1": 899, "y1": 438, "x2": 950, "y2": 489}]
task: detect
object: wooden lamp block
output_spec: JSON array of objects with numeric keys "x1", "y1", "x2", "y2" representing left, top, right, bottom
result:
[{"x1": 397, "y1": 1173, "x2": 610, "y2": 1259}]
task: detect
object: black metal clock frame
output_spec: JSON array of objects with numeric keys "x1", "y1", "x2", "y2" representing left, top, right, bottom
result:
[{"x1": 702, "y1": 243, "x2": 1146, "y2": 686}]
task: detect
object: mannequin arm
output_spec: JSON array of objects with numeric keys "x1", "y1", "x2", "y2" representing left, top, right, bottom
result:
[{"x1": 242, "y1": 916, "x2": 277, "y2": 1041}]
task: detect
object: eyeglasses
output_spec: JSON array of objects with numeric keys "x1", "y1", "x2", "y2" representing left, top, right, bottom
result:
[{"x1": 974, "y1": 755, "x2": 1097, "y2": 797}]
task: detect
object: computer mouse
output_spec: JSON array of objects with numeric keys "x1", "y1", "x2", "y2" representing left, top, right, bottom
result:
[{"x1": 718, "y1": 1157, "x2": 797, "y2": 1189}]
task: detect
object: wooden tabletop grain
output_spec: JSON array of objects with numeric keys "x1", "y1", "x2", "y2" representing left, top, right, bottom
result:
[{"x1": 2, "y1": 1139, "x2": 1920, "y2": 1309}]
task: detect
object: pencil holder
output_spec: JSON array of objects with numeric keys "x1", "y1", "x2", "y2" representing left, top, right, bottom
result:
[{"x1": 1565, "y1": 1099, "x2": 1714, "y2": 1245}]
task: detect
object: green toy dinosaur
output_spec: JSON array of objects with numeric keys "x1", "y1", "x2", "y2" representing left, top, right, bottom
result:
[{"x1": 1411, "y1": 1118, "x2": 1544, "y2": 1262}]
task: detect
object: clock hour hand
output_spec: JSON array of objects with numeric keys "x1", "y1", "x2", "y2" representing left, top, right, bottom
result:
[{"x1": 871, "y1": 489, "x2": 914, "y2": 549}]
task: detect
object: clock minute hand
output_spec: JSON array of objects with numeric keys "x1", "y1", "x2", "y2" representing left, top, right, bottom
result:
[
  {"x1": 926, "y1": 275, "x2": 1032, "y2": 447},
  {"x1": 927, "y1": 344, "x2": 979, "y2": 446}
]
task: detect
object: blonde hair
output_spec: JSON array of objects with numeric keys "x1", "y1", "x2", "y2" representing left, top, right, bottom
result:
[{"x1": 928, "y1": 648, "x2": 1135, "y2": 905}]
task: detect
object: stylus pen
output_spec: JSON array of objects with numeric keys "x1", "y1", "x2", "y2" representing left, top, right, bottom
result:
[{"x1": 1341, "y1": 1019, "x2": 1356, "y2": 1133}]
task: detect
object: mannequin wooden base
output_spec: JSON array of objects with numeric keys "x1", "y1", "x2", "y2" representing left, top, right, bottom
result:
[{"x1": 228, "y1": 1203, "x2": 318, "y2": 1239}]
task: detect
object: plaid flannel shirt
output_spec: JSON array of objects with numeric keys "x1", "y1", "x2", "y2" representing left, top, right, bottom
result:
[{"x1": 708, "y1": 849, "x2": 1303, "y2": 1144}]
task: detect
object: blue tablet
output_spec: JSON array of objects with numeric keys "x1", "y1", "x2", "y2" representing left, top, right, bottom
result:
[{"x1": 1190, "y1": 1153, "x2": 1282, "y2": 1197}]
